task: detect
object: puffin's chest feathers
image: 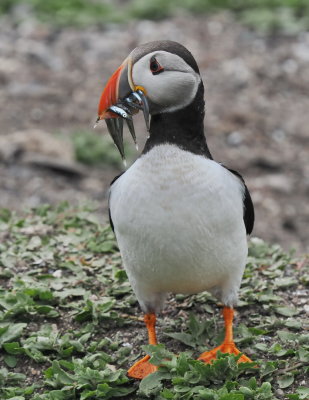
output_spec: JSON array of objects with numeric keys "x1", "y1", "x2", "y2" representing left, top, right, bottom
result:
[
  {"x1": 109, "y1": 144, "x2": 247, "y2": 294},
  {"x1": 110, "y1": 144, "x2": 245, "y2": 231}
]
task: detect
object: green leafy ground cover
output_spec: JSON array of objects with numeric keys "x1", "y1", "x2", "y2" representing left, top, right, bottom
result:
[
  {"x1": 0, "y1": 204, "x2": 308, "y2": 399},
  {"x1": 72, "y1": 132, "x2": 135, "y2": 168},
  {"x1": 1, "y1": 0, "x2": 308, "y2": 32}
]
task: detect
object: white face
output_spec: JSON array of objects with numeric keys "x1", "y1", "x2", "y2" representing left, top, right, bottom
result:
[{"x1": 131, "y1": 51, "x2": 201, "y2": 114}]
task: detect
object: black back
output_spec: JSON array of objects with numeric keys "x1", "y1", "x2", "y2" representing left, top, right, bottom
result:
[{"x1": 225, "y1": 167, "x2": 255, "y2": 235}]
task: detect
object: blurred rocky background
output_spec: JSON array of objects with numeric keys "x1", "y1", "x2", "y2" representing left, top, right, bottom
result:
[{"x1": 0, "y1": 0, "x2": 308, "y2": 253}]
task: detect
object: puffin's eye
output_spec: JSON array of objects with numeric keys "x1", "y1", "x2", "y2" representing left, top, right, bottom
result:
[{"x1": 150, "y1": 57, "x2": 164, "y2": 75}]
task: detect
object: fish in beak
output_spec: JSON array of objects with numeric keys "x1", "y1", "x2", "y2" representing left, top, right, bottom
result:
[{"x1": 96, "y1": 56, "x2": 150, "y2": 163}]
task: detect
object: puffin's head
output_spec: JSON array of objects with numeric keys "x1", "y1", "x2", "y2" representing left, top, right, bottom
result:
[{"x1": 96, "y1": 40, "x2": 202, "y2": 160}]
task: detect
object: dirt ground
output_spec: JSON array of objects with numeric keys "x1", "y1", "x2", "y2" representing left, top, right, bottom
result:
[{"x1": 0, "y1": 12, "x2": 308, "y2": 253}]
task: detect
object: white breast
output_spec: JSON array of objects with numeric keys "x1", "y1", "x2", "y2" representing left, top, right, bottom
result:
[{"x1": 109, "y1": 144, "x2": 248, "y2": 313}]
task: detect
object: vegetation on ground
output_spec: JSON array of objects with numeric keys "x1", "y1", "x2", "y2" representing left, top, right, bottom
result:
[
  {"x1": 72, "y1": 131, "x2": 135, "y2": 168},
  {"x1": 0, "y1": 0, "x2": 308, "y2": 32},
  {"x1": 0, "y1": 204, "x2": 308, "y2": 399}
]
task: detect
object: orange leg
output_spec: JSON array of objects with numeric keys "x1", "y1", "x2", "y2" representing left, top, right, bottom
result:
[
  {"x1": 127, "y1": 313, "x2": 158, "y2": 379},
  {"x1": 198, "y1": 306, "x2": 253, "y2": 364}
]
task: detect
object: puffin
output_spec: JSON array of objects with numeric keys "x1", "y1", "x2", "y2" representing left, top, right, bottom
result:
[{"x1": 96, "y1": 40, "x2": 255, "y2": 380}]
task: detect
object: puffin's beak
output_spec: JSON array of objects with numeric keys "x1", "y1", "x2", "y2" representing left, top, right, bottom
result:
[
  {"x1": 96, "y1": 56, "x2": 150, "y2": 162},
  {"x1": 97, "y1": 57, "x2": 134, "y2": 120}
]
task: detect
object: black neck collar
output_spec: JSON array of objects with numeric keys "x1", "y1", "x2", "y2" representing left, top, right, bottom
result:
[{"x1": 142, "y1": 82, "x2": 212, "y2": 159}]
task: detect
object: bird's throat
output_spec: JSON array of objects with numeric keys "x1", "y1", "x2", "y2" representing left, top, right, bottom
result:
[{"x1": 143, "y1": 82, "x2": 212, "y2": 159}]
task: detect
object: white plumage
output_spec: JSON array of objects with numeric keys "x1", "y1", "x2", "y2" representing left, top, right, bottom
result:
[{"x1": 110, "y1": 143, "x2": 248, "y2": 313}]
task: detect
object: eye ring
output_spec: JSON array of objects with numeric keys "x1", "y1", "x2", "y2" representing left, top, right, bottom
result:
[{"x1": 150, "y1": 56, "x2": 164, "y2": 75}]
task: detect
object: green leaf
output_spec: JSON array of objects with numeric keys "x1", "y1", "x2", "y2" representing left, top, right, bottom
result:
[
  {"x1": 80, "y1": 390, "x2": 97, "y2": 400},
  {"x1": 220, "y1": 394, "x2": 244, "y2": 400},
  {"x1": 239, "y1": 386, "x2": 253, "y2": 395},
  {"x1": 27, "y1": 235, "x2": 42, "y2": 250},
  {"x1": 278, "y1": 374, "x2": 294, "y2": 388},
  {"x1": 4, "y1": 354, "x2": 18, "y2": 367},
  {"x1": 164, "y1": 331, "x2": 196, "y2": 347},
  {"x1": 285, "y1": 319, "x2": 302, "y2": 329},
  {"x1": 297, "y1": 387, "x2": 309, "y2": 399},
  {"x1": 278, "y1": 330, "x2": 297, "y2": 341},
  {"x1": 0, "y1": 323, "x2": 27, "y2": 346},
  {"x1": 54, "y1": 288, "x2": 87, "y2": 299},
  {"x1": 34, "y1": 305, "x2": 59, "y2": 317},
  {"x1": 143, "y1": 344, "x2": 174, "y2": 367},
  {"x1": 255, "y1": 343, "x2": 268, "y2": 351},
  {"x1": 0, "y1": 367, "x2": 26, "y2": 385},
  {"x1": 274, "y1": 277, "x2": 298, "y2": 287},
  {"x1": 260, "y1": 361, "x2": 278, "y2": 377},
  {"x1": 3, "y1": 342, "x2": 25, "y2": 355},
  {"x1": 297, "y1": 347, "x2": 309, "y2": 362},
  {"x1": 46, "y1": 361, "x2": 75, "y2": 386},
  {"x1": 274, "y1": 306, "x2": 299, "y2": 317},
  {"x1": 160, "y1": 388, "x2": 174, "y2": 399}
]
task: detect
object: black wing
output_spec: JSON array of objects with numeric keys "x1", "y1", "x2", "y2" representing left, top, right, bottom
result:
[
  {"x1": 225, "y1": 167, "x2": 255, "y2": 235},
  {"x1": 108, "y1": 172, "x2": 124, "y2": 232}
]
